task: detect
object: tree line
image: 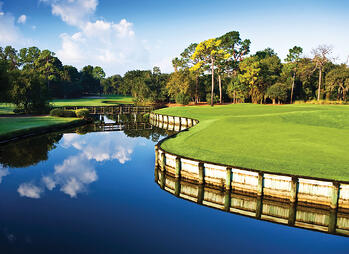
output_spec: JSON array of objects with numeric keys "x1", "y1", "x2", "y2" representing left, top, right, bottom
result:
[{"x1": 1, "y1": 31, "x2": 348, "y2": 113}]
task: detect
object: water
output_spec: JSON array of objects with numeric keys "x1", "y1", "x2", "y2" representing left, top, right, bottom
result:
[{"x1": 0, "y1": 117, "x2": 348, "y2": 253}]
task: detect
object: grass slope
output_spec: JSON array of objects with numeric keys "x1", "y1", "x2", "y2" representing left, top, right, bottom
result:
[
  {"x1": 51, "y1": 95, "x2": 134, "y2": 107},
  {"x1": 0, "y1": 116, "x2": 81, "y2": 141},
  {"x1": 155, "y1": 104, "x2": 349, "y2": 181},
  {"x1": 0, "y1": 103, "x2": 16, "y2": 114}
]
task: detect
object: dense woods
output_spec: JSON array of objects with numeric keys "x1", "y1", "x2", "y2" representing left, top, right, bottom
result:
[{"x1": 1, "y1": 31, "x2": 348, "y2": 113}]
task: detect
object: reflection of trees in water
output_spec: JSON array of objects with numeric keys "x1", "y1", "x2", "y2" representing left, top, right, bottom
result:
[
  {"x1": 0, "y1": 114, "x2": 172, "y2": 168},
  {"x1": 0, "y1": 133, "x2": 63, "y2": 168}
]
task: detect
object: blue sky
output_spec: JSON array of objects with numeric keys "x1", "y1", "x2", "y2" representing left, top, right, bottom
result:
[{"x1": 0, "y1": 0, "x2": 348, "y2": 75}]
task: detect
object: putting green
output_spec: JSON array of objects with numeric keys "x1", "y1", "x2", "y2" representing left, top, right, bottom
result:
[{"x1": 155, "y1": 104, "x2": 349, "y2": 181}]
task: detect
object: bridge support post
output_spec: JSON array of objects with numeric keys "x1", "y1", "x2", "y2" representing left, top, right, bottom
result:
[
  {"x1": 175, "y1": 178, "x2": 181, "y2": 197},
  {"x1": 224, "y1": 190, "x2": 231, "y2": 211}
]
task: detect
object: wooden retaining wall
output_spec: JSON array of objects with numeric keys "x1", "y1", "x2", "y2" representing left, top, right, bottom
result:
[
  {"x1": 150, "y1": 112, "x2": 349, "y2": 210},
  {"x1": 155, "y1": 169, "x2": 349, "y2": 237}
]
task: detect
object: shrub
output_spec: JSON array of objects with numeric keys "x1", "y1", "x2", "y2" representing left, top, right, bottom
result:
[
  {"x1": 175, "y1": 93, "x2": 191, "y2": 105},
  {"x1": 50, "y1": 108, "x2": 76, "y2": 117},
  {"x1": 75, "y1": 108, "x2": 90, "y2": 119}
]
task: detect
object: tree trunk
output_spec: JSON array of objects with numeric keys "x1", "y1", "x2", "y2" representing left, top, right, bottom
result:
[
  {"x1": 290, "y1": 72, "x2": 295, "y2": 104},
  {"x1": 218, "y1": 74, "x2": 222, "y2": 104},
  {"x1": 195, "y1": 75, "x2": 199, "y2": 104},
  {"x1": 211, "y1": 58, "x2": 214, "y2": 107},
  {"x1": 272, "y1": 99, "x2": 276, "y2": 104},
  {"x1": 233, "y1": 90, "x2": 236, "y2": 104},
  {"x1": 317, "y1": 67, "x2": 322, "y2": 101}
]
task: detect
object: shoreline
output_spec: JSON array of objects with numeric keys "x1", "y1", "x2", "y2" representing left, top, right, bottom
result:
[{"x1": 0, "y1": 118, "x2": 89, "y2": 145}]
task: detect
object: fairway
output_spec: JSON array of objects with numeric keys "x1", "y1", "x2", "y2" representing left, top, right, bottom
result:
[
  {"x1": 155, "y1": 104, "x2": 349, "y2": 181},
  {"x1": 50, "y1": 95, "x2": 134, "y2": 107}
]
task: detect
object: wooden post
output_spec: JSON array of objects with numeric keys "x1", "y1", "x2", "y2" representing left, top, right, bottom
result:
[
  {"x1": 225, "y1": 167, "x2": 232, "y2": 190},
  {"x1": 331, "y1": 182, "x2": 340, "y2": 209},
  {"x1": 160, "y1": 170, "x2": 165, "y2": 189},
  {"x1": 175, "y1": 156, "x2": 181, "y2": 178},
  {"x1": 155, "y1": 145, "x2": 159, "y2": 167},
  {"x1": 290, "y1": 177, "x2": 298, "y2": 203},
  {"x1": 178, "y1": 117, "x2": 182, "y2": 131},
  {"x1": 224, "y1": 190, "x2": 231, "y2": 212},
  {"x1": 161, "y1": 152, "x2": 166, "y2": 171},
  {"x1": 328, "y1": 208, "x2": 337, "y2": 233},
  {"x1": 288, "y1": 202, "x2": 297, "y2": 226},
  {"x1": 257, "y1": 172, "x2": 264, "y2": 196},
  {"x1": 198, "y1": 162, "x2": 205, "y2": 184},
  {"x1": 256, "y1": 196, "x2": 262, "y2": 219},
  {"x1": 154, "y1": 165, "x2": 159, "y2": 182},
  {"x1": 175, "y1": 178, "x2": 180, "y2": 197},
  {"x1": 197, "y1": 183, "x2": 204, "y2": 204}
]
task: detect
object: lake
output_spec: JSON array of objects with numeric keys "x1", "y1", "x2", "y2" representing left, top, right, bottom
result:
[{"x1": 0, "y1": 115, "x2": 348, "y2": 253}]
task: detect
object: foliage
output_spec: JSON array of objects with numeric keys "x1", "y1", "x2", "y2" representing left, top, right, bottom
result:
[
  {"x1": 50, "y1": 108, "x2": 76, "y2": 117},
  {"x1": 175, "y1": 93, "x2": 191, "y2": 105},
  {"x1": 265, "y1": 83, "x2": 289, "y2": 103},
  {"x1": 75, "y1": 108, "x2": 90, "y2": 119}
]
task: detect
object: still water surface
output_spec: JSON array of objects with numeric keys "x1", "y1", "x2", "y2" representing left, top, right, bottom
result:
[{"x1": 0, "y1": 116, "x2": 348, "y2": 253}]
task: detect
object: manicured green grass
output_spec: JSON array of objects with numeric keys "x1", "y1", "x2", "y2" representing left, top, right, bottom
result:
[
  {"x1": 0, "y1": 103, "x2": 16, "y2": 114},
  {"x1": 0, "y1": 116, "x2": 81, "y2": 141},
  {"x1": 155, "y1": 104, "x2": 349, "y2": 181},
  {"x1": 50, "y1": 95, "x2": 134, "y2": 107}
]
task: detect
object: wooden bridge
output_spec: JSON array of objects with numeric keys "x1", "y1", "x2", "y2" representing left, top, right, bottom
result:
[
  {"x1": 91, "y1": 122, "x2": 153, "y2": 132},
  {"x1": 59, "y1": 105, "x2": 153, "y2": 115}
]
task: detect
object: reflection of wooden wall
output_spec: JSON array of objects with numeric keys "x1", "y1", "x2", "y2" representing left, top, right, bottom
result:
[
  {"x1": 155, "y1": 168, "x2": 349, "y2": 237},
  {"x1": 151, "y1": 112, "x2": 349, "y2": 211}
]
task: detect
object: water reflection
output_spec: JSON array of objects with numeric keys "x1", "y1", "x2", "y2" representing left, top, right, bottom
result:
[
  {"x1": 0, "y1": 133, "x2": 63, "y2": 168},
  {"x1": 155, "y1": 167, "x2": 349, "y2": 237},
  {"x1": 0, "y1": 115, "x2": 173, "y2": 199}
]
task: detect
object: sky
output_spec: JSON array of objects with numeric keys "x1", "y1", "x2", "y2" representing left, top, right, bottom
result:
[{"x1": 0, "y1": 0, "x2": 348, "y2": 76}]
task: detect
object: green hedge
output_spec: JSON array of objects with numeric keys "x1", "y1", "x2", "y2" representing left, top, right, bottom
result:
[
  {"x1": 50, "y1": 108, "x2": 76, "y2": 117},
  {"x1": 75, "y1": 109, "x2": 90, "y2": 119}
]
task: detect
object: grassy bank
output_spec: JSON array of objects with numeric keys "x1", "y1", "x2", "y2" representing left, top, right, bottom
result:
[
  {"x1": 51, "y1": 95, "x2": 133, "y2": 107},
  {"x1": 0, "y1": 103, "x2": 16, "y2": 114},
  {"x1": 155, "y1": 104, "x2": 349, "y2": 181},
  {"x1": 0, "y1": 116, "x2": 85, "y2": 143}
]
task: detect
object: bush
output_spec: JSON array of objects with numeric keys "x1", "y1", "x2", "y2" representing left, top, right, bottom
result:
[
  {"x1": 75, "y1": 108, "x2": 90, "y2": 119},
  {"x1": 175, "y1": 93, "x2": 190, "y2": 105},
  {"x1": 50, "y1": 108, "x2": 76, "y2": 117}
]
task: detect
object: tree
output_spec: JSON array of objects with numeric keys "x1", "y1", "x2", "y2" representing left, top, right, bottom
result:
[
  {"x1": 238, "y1": 56, "x2": 261, "y2": 103},
  {"x1": 191, "y1": 38, "x2": 229, "y2": 106},
  {"x1": 226, "y1": 76, "x2": 248, "y2": 103},
  {"x1": 166, "y1": 69, "x2": 194, "y2": 100},
  {"x1": 312, "y1": 45, "x2": 333, "y2": 101},
  {"x1": 10, "y1": 70, "x2": 49, "y2": 113},
  {"x1": 0, "y1": 46, "x2": 19, "y2": 70},
  {"x1": 285, "y1": 46, "x2": 303, "y2": 103},
  {"x1": 265, "y1": 82, "x2": 289, "y2": 104},
  {"x1": 325, "y1": 64, "x2": 349, "y2": 101},
  {"x1": 0, "y1": 59, "x2": 10, "y2": 102}
]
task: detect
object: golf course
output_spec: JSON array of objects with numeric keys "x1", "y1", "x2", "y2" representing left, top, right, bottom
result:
[{"x1": 155, "y1": 104, "x2": 349, "y2": 181}]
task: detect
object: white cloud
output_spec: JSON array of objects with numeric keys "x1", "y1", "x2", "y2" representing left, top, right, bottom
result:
[
  {"x1": 0, "y1": 6, "x2": 21, "y2": 45},
  {"x1": 17, "y1": 183, "x2": 43, "y2": 199},
  {"x1": 113, "y1": 19, "x2": 135, "y2": 38},
  {"x1": 17, "y1": 14, "x2": 26, "y2": 24},
  {"x1": 49, "y1": 0, "x2": 98, "y2": 27},
  {"x1": 42, "y1": 176, "x2": 56, "y2": 190},
  {"x1": 53, "y1": 154, "x2": 97, "y2": 198},
  {"x1": 62, "y1": 132, "x2": 136, "y2": 164},
  {"x1": 0, "y1": 167, "x2": 9, "y2": 184}
]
